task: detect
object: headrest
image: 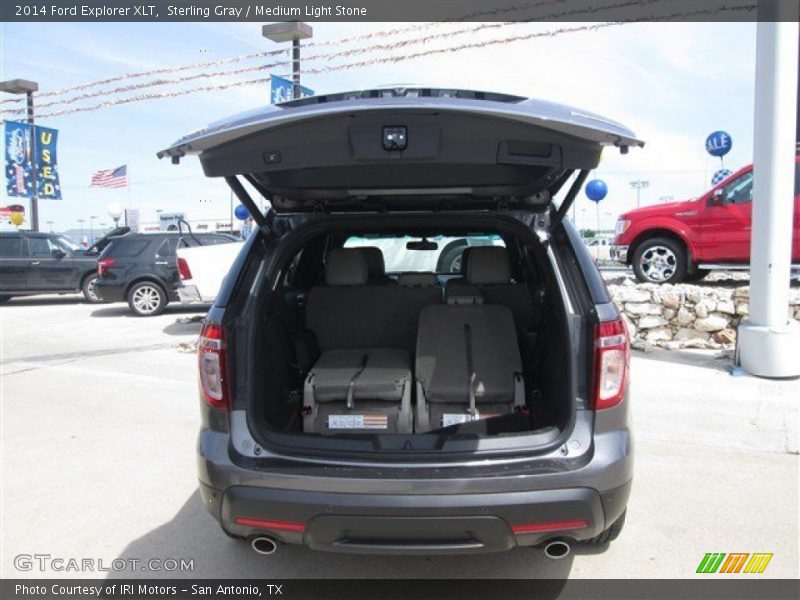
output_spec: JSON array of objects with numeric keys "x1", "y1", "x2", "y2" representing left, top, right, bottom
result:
[
  {"x1": 444, "y1": 281, "x2": 484, "y2": 305},
  {"x1": 358, "y1": 247, "x2": 385, "y2": 277},
  {"x1": 460, "y1": 247, "x2": 473, "y2": 275},
  {"x1": 466, "y1": 246, "x2": 511, "y2": 285},
  {"x1": 325, "y1": 248, "x2": 368, "y2": 286},
  {"x1": 398, "y1": 272, "x2": 438, "y2": 287}
]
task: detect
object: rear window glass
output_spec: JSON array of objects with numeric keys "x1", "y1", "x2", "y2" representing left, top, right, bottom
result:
[
  {"x1": 0, "y1": 237, "x2": 23, "y2": 258},
  {"x1": 344, "y1": 234, "x2": 505, "y2": 274},
  {"x1": 107, "y1": 239, "x2": 151, "y2": 257}
]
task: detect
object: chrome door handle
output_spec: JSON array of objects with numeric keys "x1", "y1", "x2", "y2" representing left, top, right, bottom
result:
[{"x1": 31, "y1": 261, "x2": 40, "y2": 266}]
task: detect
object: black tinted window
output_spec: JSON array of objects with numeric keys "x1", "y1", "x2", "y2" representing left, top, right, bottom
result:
[
  {"x1": 107, "y1": 239, "x2": 150, "y2": 257},
  {"x1": 28, "y1": 237, "x2": 55, "y2": 257},
  {"x1": 0, "y1": 237, "x2": 23, "y2": 258}
]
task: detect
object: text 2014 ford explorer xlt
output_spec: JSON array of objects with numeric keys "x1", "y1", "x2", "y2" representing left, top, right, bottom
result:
[{"x1": 158, "y1": 88, "x2": 641, "y2": 556}]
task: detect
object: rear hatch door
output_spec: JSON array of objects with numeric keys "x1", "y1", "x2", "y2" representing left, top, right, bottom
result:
[{"x1": 158, "y1": 88, "x2": 643, "y2": 214}]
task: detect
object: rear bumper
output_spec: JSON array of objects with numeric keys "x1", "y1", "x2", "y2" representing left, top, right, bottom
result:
[
  {"x1": 177, "y1": 284, "x2": 204, "y2": 304},
  {"x1": 610, "y1": 244, "x2": 629, "y2": 263},
  {"x1": 201, "y1": 481, "x2": 629, "y2": 554},
  {"x1": 93, "y1": 281, "x2": 125, "y2": 302}
]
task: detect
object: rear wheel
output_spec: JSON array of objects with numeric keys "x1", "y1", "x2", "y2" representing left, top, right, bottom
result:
[
  {"x1": 127, "y1": 281, "x2": 167, "y2": 317},
  {"x1": 81, "y1": 274, "x2": 103, "y2": 304},
  {"x1": 632, "y1": 237, "x2": 687, "y2": 284},
  {"x1": 584, "y1": 510, "x2": 626, "y2": 545}
]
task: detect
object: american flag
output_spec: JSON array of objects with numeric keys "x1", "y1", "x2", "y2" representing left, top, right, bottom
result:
[{"x1": 90, "y1": 165, "x2": 128, "y2": 188}]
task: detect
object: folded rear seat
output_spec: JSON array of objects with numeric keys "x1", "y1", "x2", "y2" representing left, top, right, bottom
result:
[
  {"x1": 302, "y1": 249, "x2": 413, "y2": 434},
  {"x1": 415, "y1": 286, "x2": 525, "y2": 432}
]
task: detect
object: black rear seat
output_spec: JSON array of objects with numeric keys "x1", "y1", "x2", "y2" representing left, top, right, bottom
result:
[
  {"x1": 445, "y1": 246, "x2": 534, "y2": 333},
  {"x1": 302, "y1": 249, "x2": 442, "y2": 434}
]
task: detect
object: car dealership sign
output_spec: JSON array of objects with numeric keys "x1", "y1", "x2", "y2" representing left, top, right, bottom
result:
[{"x1": 4, "y1": 121, "x2": 62, "y2": 200}]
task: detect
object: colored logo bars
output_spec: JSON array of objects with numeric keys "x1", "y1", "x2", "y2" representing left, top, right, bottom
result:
[{"x1": 696, "y1": 552, "x2": 773, "y2": 574}]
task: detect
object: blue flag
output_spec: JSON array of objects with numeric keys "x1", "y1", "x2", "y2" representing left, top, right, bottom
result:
[
  {"x1": 35, "y1": 125, "x2": 62, "y2": 200},
  {"x1": 270, "y1": 75, "x2": 314, "y2": 105},
  {"x1": 4, "y1": 121, "x2": 34, "y2": 198}
]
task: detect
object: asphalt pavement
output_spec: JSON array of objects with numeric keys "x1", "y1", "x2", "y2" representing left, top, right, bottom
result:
[{"x1": 0, "y1": 294, "x2": 797, "y2": 579}]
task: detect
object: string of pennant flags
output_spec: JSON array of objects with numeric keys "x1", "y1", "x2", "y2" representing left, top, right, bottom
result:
[
  {"x1": 0, "y1": 0, "x2": 571, "y2": 106},
  {"x1": 1, "y1": 1, "x2": 756, "y2": 122}
]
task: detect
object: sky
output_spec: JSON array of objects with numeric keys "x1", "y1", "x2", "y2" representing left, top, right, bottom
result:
[{"x1": 0, "y1": 20, "x2": 757, "y2": 233}]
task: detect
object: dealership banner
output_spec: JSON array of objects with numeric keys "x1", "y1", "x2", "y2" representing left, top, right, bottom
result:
[
  {"x1": 34, "y1": 125, "x2": 62, "y2": 200},
  {"x1": 4, "y1": 121, "x2": 34, "y2": 198},
  {"x1": 270, "y1": 75, "x2": 314, "y2": 105},
  {"x1": 3, "y1": 122, "x2": 62, "y2": 200}
]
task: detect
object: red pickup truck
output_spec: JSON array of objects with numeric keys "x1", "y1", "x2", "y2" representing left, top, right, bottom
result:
[{"x1": 611, "y1": 155, "x2": 800, "y2": 284}]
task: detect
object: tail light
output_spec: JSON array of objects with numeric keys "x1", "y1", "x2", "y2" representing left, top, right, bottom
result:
[
  {"x1": 198, "y1": 322, "x2": 228, "y2": 410},
  {"x1": 592, "y1": 318, "x2": 629, "y2": 410},
  {"x1": 97, "y1": 258, "x2": 115, "y2": 277},
  {"x1": 177, "y1": 257, "x2": 192, "y2": 280}
]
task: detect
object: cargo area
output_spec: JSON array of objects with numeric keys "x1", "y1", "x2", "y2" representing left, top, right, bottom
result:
[{"x1": 243, "y1": 216, "x2": 577, "y2": 456}]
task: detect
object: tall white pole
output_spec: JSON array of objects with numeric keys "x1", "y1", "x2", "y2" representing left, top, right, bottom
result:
[{"x1": 737, "y1": 7, "x2": 800, "y2": 378}]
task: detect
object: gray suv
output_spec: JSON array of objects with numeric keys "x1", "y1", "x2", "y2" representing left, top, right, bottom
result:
[{"x1": 159, "y1": 88, "x2": 639, "y2": 556}]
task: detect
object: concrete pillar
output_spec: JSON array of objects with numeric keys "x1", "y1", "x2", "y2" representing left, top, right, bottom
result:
[{"x1": 737, "y1": 6, "x2": 800, "y2": 378}]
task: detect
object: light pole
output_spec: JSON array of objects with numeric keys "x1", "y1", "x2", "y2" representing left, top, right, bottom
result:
[
  {"x1": 89, "y1": 216, "x2": 97, "y2": 244},
  {"x1": 262, "y1": 22, "x2": 313, "y2": 100},
  {"x1": 77, "y1": 219, "x2": 85, "y2": 242},
  {"x1": 629, "y1": 179, "x2": 650, "y2": 208},
  {"x1": 46, "y1": 220, "x2": 54, "y2": 232},
  {"x1": 0, "y1": 79, "x2": 40, "y2": 231}
]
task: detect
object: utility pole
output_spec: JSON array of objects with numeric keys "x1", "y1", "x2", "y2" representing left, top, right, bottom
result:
[
  {"x1": 0, "y1": 79, "x2": 40, "y2": 231},
  {"x1": 629, "y1": 179, "x2": 650, "y2": 208},
  {"x1": 262, "y1": 22, "x2": 313, "y2": 99}
]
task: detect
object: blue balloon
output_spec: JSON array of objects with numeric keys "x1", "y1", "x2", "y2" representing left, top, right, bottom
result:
[
  {"x1": 711, "y1": 168, "x2": 733, "y2": 185},
  {"x1": 234, "y1": 204, "x2": 250, "y2": 220},
  {"x1": 706, "y1": 131, "x2": 732, "y2": 157},
  {"x1": 585, "y1": 179, "x2": 608, "y2": 202}
]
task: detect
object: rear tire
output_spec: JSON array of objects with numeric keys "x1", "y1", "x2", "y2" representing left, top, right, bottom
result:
[
  {"x1": 584, "y1": 510, "x2": 626, "y2": 545},
  {"x1": 632, "y1": 237, "x2": 687, "y2": 284},
  {"x1": 127, "y1": 281, "x2": 167, "y2": 317},
  {"x1": 81, "y1": 274, "x2": 104, "y2": 304}
]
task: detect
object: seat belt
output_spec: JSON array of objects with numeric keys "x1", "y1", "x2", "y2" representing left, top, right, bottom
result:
[
  {"x1": 464, "y1": 324, "x2": 477, "y2": 417},
  {"x1": 346, "y1": 353, "x2": 369, "y2": 410}
]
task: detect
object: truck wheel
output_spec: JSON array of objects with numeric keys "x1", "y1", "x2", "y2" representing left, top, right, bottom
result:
[
  {"x1": 128, "y1": 281, "x2": 167, "y2": 317},
  {"x1": 584, "y1": 510, "x2": 626, "y2": 545},
  {"x1": 436, "y1": 240, "x2": 468, "y2": 273},
  {"x1": 81, "y1": 274, "x2": 104, "y2": 304},
  {"x1": 632, "y1": 238, "x2": 687, "y2": 284}
]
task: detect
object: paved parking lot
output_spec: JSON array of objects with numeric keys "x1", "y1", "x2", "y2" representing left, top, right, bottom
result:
[{"x1": 1, "y1": 294, "x2": 797, "y2": 579}]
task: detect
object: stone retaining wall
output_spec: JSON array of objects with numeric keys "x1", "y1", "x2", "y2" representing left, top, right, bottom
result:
[{"x1": 606, "y1": 278, "x2": 800, "y2": 351}]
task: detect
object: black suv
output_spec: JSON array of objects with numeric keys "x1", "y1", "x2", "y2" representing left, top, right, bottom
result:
[
  {"x1": 158, "y1": 89, "x2": 639, "y2": 556},
  {"x1": 95, "y1": 231, "x2": 235, "y2": 316},
  {"x1": 0, "y1": 231, "x2": 107, "y2": 303}
]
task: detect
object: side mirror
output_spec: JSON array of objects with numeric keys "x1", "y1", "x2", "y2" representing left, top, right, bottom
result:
[
  {"x1": 708, "y1": 189, "x2": 725, "y2": 206},
  {"x1": 51, "y1": 248, "x2": 66, "y2": 259}
]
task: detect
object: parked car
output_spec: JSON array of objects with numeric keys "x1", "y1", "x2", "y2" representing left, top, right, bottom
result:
[
  {"x1": 584, "y1": 237, "x2": 612, "y2": 262},
  {"x1": 611, "y1": 154, "x2": 800, "y2": 283},
  {"x1": 158, "y1": 88, "x2": 640, "y2": 555},
  {"x1": 95, "y1": 231, "x2": 236, "y2": 316},
  {"x1": 176, "y1": 240, "x2": 245, "y2": 304},
  {"x1": 0, "y1": 230, "x2": 109, "y2": 303}
]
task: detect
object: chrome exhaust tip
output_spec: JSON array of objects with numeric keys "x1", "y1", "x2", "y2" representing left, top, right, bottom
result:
[
  {"x1": 543, "y1": 539, "x2": 571, "y2": 559},
  {"x1": 251, "y1": 536, "x2": 278, "y2": 555}
]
